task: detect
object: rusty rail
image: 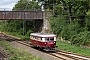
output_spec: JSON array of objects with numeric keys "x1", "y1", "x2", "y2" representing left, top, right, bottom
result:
[{"x1": 0, "y1": 50, "x2": 7, "y2": 60}]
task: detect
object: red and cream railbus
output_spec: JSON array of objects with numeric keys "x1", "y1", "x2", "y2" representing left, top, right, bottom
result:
[{"x1": 30, "y1": 33, "x2": 57, "y2": 51}]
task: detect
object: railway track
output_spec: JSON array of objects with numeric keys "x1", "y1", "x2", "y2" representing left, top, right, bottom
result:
[
  {"x1": 14, "y1": 40, "x2": 90, "y2": 60},
  {"x1": 0, "y1": 50, "x2": 7, "y2": 60},
  {"x1": 15, "y1": 41, "x2": 90, "y2": 60},
  {"x1": 56, "y1": 50, "x2": 90, "y2": 60},
  {"x1": 16, "y1": 41, "x2": 68, "y2": 60},
  {"x1": 0, "y1": 32, "x2": 90, "y2": 60}
]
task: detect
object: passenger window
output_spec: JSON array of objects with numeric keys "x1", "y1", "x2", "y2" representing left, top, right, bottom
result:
[
  {"x1": 33, "y1": 36, "x2": 34, "y2": 38},
  {"x1": 41, "y1": 38, "x2": 42, "y2": 40},
  {"x1": 35, "y1": 37, "x2": 36, "y2": 39}
]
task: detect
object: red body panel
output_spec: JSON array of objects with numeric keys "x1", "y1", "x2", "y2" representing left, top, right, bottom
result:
[
  {"x1": 30, "y1": 39, "x2": 46, "y2": 47},
  {"x1": 46, "y1": 42, "x2": 56, "y2": 48},
  {"x1": 30, "y1": 39, "x2": 56, "y2": 48}
]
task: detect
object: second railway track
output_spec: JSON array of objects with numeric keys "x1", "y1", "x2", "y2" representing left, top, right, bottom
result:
[
  {"x1": 0, "y1": 50, "x2": 7, "y2": 60},
  {"x1": 0, "y1": 32, "x2": 90, "y2": 60}
]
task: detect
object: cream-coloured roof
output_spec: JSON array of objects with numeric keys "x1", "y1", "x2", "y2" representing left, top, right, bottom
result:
[{"x1": 30, "y1": 33, "x2": 56, "y2": 37}]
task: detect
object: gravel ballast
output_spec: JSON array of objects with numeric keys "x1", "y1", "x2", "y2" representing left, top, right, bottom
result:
[{"x1": 10, "y1": 41, "x2": 61, "y2": 60}]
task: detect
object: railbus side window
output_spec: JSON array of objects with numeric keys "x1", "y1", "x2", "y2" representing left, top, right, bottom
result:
[
  {"x1": 35, "y1": 36, "x2": 37, "y2": 40},
  {"x1": 33, "y1": 37, "x2": 34, "y2": 39},
  {"x1": 41, "y1": 38, "x2": 42, "y2": 40},
  {"x1": 30, "y1": 36, "x2": 33, "y2": 39},
  {"x1": 38, "y1": 37, "x2": 41, "y2": 41}
]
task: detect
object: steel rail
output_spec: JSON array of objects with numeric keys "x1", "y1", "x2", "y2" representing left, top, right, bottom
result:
[
  {"x1": 56, "y1": 50, "x2": 90, "y2": 60},
  {"x1": 0, "y1": 50, "x2": 7, "y2": 59}
]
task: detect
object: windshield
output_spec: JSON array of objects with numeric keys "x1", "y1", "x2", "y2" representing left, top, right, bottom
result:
[{"x1": 45, "y1": 37, "x2": 54, "y2": 42}]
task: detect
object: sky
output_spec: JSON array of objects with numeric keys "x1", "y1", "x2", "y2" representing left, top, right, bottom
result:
[{"x1": 0, "y1": 0, "x2": 19, "y2": 11}]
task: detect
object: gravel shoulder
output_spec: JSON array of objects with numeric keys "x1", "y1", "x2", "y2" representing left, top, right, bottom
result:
[{"x1": 10, "y1": 41, "x2": 61, "y2": 60}]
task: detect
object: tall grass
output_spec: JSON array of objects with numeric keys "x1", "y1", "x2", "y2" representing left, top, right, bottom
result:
[
  {"x1": 3, "y1": 32, "x2": 30, "y2": 40},
  {"x1": 0, "y1": 40, "x2": 42, "y2": 60},
  {"x1": 57, "y1": 41, "x2": 90, "y2": 56}
]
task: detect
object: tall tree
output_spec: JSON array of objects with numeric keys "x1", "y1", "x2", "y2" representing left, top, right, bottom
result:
[
  {"x1": 13, "y1": 0, "x2": 41, "y2": 10},
  {"x1": 58, "y1": 0, "x2": 90, "y2": 23}
]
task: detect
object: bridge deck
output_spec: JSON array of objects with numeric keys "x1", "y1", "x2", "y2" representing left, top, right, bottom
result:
[{"x1": 0, "y1": 11, "x2": 44, "y2": 20}]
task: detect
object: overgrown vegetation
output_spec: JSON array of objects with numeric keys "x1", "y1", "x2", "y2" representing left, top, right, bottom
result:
[
  {"x1": 4, "y1": 32, "x2": 30, "y2": 40},
  {"x1": 57, "y1": 41, "x2": 90, "y2": 56},
  {"x1": 49, "y1": 0, "x2": 90, "y2": 46},
  {"x1": 0, "y1": 20, "x2": 33, "y2": 40},
  {"x1": 49, "y1": 15, "x2": 90, "y2": 46},
  {"x1": 0, "y1": 40, "x2": 42, "y2": 60}
]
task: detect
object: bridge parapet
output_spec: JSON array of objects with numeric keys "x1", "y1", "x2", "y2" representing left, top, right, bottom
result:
[{"x1": 0, "y1": 11, "x2": 44, "y2": 20}]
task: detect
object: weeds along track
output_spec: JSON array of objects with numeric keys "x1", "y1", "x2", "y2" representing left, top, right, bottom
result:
[
  {"x1": 0, "y1": 32, "x2": 90, "y2": 60},
  {"x1": 0, "y1": 32, "x2": 22, "y2": 41}
]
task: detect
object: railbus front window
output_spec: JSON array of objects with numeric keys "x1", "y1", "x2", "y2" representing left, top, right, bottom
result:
[
  {"x1": 50, "y1": 37, "x2": 54, "y2": 41},
  {"x1": 45, "y1": 38, "x2": 49, "y2": 41},
  {"x1": 45, "y1": 37, "x2": 54, "y2": 42}
]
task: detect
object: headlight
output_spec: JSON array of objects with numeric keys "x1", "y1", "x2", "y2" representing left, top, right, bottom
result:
[{"x1": 45, "y1": 43, "x2": 46, "y2": 44}]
